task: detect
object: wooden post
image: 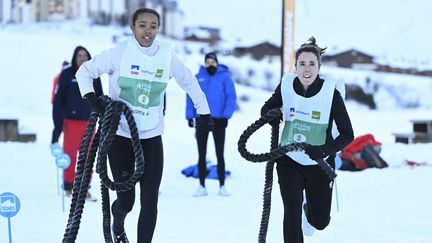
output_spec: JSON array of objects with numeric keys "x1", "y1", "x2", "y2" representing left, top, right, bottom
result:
[
  {"x1": 0, "y1": 119, "x2": 36, "y2": 142},
  {"x1": 0, "y1": 119, "x2": 19, "y2": 142},
  {"x1": 17, "y1": 133, "x2": 37, "y2": 142}
]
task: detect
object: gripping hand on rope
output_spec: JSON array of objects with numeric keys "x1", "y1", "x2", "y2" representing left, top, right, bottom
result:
[
  {"x1": 304, "y1": 145, "x2": 327, "y2": 161},
  {"x1": 260, "y1": 104, "x2": 282, "y2": 127},
  {"x1": 238, "y1": 108, "x2": 305, "y2": 163},
  {"x1": 84, "y1": 92, "x2": 105, "y2": 114}
]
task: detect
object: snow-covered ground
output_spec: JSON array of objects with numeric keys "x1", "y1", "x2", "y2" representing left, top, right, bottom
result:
[{"x1": 0, "y1": 24, "x2": 431, "y2": 243}]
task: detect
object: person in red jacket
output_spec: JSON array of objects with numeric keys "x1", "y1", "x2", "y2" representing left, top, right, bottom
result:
[
  {"x1": 51, "y1": 60, "x2": 69, "y2": 104},
  {"x1": 51, "y1": 46, "x2": 103, "y2": 201}
]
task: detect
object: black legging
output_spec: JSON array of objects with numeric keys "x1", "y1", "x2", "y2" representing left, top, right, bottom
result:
[
  {"x1": 196, "y1": 118, "x2": 227, "y2": 187},
  {"x1": 276, "y1": 156, "x2": 334, "y2": 243},
  {"x1": 108, "y1": 135, "x2": 163, "y2": 243}
]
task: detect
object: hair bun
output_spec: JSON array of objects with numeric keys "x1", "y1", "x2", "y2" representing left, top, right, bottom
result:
[
  {"x1": 297, "y1": 36, "x2": 327, "y2": 59},
  {"x1": 306, "y1": 36, "x2": 316, "y2": 46}
]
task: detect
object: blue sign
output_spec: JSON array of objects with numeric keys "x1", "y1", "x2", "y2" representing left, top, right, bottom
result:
[
  {"x1": 56, "y1": 154, "x2": 71, "y2": 169},
  {"x1": 0, "y1": 192, "x2": 20, "y2": 218},
  {"x1": 50, "y1": 143, "x2": 63, "y2": 157}
]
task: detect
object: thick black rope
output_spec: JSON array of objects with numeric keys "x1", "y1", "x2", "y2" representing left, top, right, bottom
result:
[
  {"x1": 238, "y1": 108, "x2": 337, "y2": 178},
  {"x1": 237, "y1": 108, "x2": 336, "y2": 243},
  {"x1": 62, "y1": 96, "x2": 145, "y2": 243},
  {"x1": 257, "y1": 122, "x2": 279, "y2": 243},
  {"x1": 238, "y1": 109, "x2": 306, "y2": 163}
]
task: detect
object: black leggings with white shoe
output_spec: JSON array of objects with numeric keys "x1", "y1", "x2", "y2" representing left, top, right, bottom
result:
[
  {"x1": 277, "y1": 155, "x2": 334, "y2": 243},
  {"x1": 195, "y1": 118, "x2": 227, "y2": 187},
  {"x1": 108, "y1": 135, "x2": 163, "y2": 243}
]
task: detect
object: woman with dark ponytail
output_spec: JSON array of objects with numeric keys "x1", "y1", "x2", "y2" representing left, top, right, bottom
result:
[{"x1": 260, "y1": 36, "x2": 354, "y2": 243}]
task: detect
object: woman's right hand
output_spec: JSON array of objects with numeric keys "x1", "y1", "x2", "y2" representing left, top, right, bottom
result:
[
  {"x1": 261, "y1": 104, "x2": 281, "y2": 126},
  {"x1": 84, "y1": 92, "x2": 105, "y2": 114}
]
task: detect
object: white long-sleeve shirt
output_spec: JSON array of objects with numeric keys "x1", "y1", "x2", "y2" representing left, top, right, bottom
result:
[{"x1": 76, "y1": 37, "x2": 210, "y2": 139}]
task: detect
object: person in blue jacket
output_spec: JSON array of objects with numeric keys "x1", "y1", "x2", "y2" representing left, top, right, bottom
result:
[
  {"x1": 186, "y1": 52, "x2": 237, "y2": 197},
  {"x1": 51, "y1": 46, "x2": 103, "y2": 201}
]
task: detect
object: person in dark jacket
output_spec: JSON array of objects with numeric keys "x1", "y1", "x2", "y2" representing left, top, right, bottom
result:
[
  {"x1": 51, "y1": 46, "x2": 103, "y2": 200},
  {"x1": 186, "y1": 52, "x2": 237, "y2": 197},
  {"x1": 260, "y1": 37, "x2": 354, "y2": 243}
]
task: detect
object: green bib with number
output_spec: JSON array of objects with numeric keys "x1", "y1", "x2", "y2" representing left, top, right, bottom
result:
[
  {"x1": 280, "y1": 74, "x2": 335, "y2": 165},
  {"x1": 118, "y1": 39, "x2": 171, "y2": 131}
]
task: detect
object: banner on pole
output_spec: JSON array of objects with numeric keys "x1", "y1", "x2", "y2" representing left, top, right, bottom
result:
[{"x1": 282, "y1": 0, "x2": 296, "y2": 75}]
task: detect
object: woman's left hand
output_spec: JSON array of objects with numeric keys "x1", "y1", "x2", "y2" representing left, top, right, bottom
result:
[{"x1": 305, "y1": 145, "x2": 326, "y2": 160}]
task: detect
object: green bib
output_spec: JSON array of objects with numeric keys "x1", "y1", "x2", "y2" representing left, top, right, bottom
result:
[
  {"x1": 280, "y1": 74, "x2": 335, "y2": 165},
  {"x1": 118, "y1": 39, "x2": 171, "y2": 131}
]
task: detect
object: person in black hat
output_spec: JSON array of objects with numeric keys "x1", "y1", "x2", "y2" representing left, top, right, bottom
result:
[{"x1": 186, "y1": 52, "x2": 237, "y2": 197}]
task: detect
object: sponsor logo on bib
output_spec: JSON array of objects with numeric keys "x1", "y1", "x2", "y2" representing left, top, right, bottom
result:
[
  {"x1": 289, "y1": 107, "x2": 295, "y2": 117},
  {"x1": 131, "y1": 65, "x2": 140, "y2": 75},
  {"x1": 312, "y1": 110, "x2": 321, "y2": 120},
  {"x1": 155, "y1": 69, "x2": 164, "y2": 78}
]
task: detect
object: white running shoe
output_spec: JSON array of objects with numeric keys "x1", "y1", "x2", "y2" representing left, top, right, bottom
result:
[
  {"x1": 302, "y1": 203, "x2": 316, "y2": 236},
  {"x1": 64, "y1": 190, "x2": 72, "y2": 197},
  {"x1": 218, "y1": 186, "x2": 231, "y2": 197},
  {"x1": 85, "y1": 192, "x2": 97, "y2": 202},
  {"x1": 193, "y1": 185, "x2": 208, "y2": 197}
]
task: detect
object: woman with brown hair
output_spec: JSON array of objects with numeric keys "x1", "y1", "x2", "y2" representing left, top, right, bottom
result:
[{"x1": 260, "y1": 37, "x2": 354, "y2": 243}]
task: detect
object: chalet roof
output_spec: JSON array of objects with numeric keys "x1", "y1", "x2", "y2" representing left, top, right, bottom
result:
[
  {"x1": 236, "y1": 41, "x2": 280, "y2": 50},
  {"x1": 324, "y1": 48, "x2": 374, "y2": 59}
]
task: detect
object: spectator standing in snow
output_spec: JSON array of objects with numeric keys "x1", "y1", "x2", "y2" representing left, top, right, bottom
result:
[
  {"x1": 76, "y1": 8, "x2": 213, "y2": 243},
  {"x1": 186, "y1": 52, "x2": 237, "y2": 197},
  {"x1": 51, "y1": 46, "x2": 103, "y2": 201},
  {"x1": 260, "y1": 36, "x2": 354, "y2": 243}
]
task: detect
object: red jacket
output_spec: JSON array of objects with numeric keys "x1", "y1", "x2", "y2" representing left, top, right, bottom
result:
[{"x1": 51, "y1": 73, "x2": 60, "y2": 104}]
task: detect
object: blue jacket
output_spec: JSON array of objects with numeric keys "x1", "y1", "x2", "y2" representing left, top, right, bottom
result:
[{"x1": 186, "y1": 64, "x2": 237, "y2": 119}]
